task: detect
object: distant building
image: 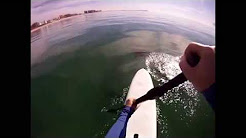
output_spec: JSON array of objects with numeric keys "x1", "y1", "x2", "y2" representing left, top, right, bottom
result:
[
  {"x1": 31, "y1": 22, "x2": 40, "y2": 29},
  {"x1": 59, "y1": 15, "x2": 64, "y2": 19},
  {"x1": 84, "y1": 10, "x2": 101, "y2": 14},
  {"x1": 88, "y1": 10, "x2": 96, "y2": 13},
  {"x1": 63, "y1": 14, "x2": 71, "y2": 18},
  {"x1": 53, "y1": 17, "x2": 60, "y2": 20}
]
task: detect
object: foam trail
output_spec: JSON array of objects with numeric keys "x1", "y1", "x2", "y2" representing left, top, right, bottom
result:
[{"x1": 145, "y1": 52, "x2": 200, "y2": 135}]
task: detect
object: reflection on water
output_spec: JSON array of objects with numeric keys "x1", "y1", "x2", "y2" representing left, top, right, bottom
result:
[
  {"x1": 31, "y1": 11, "x2": 215, "y2": 137},
  {"x1": 31, "y1": 29, "x2": 42, "y2": 43}
]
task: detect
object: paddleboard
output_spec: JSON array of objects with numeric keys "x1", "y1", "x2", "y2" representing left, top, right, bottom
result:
[{"x1": 125, "y1": 68, "x2": 157, "y2": 138}]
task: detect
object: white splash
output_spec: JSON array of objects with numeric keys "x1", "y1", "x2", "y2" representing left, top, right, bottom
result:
[{"x1": 145, "y1": 52, "x2": 181, "y2": 83}]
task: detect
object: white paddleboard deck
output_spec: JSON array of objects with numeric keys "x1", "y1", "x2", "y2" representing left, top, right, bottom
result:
[{"x1": 125, "y1": 68, "x2": 157, "y2": 138}]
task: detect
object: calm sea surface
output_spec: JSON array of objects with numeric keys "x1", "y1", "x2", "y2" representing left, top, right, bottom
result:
[{"x1": 31, "y1": 11, "x2": 215, "y2": 137}]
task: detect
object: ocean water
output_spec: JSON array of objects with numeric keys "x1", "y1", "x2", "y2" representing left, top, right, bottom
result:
[{"x1": 31, "y1": 11, "x2": 215, "y2": 137}]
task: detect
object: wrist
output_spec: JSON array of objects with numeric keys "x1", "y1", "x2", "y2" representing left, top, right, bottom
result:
[{"x1": 123, "y1": 106, "x2": 135, "y2": 115}]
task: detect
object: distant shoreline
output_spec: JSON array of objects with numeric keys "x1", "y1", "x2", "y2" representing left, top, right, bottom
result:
[
  {"x1": 31, "y1": 15, "x2": 83, "y2": 33},
  {"x1": 103, "y1": 10, "x2": 148, "y2": 12},
  {"x1": 31, "y1": 10, "x2": 148, "y2": 33}
]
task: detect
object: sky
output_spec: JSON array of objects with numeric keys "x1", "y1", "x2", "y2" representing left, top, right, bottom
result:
[{"x1": 31, "y1": 0, "x2": 215, "y2": 25}]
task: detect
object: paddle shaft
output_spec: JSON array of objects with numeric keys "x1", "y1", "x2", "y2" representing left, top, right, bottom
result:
[
  {"x1": 135, "y1": 52, "x2": 200, "y2": 105},
  {"x1": 135, "y1": 73, "x2": 187, "y2": 104}
]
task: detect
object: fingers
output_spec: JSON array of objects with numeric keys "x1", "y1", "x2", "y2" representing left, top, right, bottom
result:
[
  {"x1": 125, "y1": 98, "x2": 138, "y2": 110},
  {"x1": 184, "y1": 43, "x2": 203, "y2": 61},
  {"x1": 179, "y1": 54, "x2": 195, "y2": 80},
  {"x1": 125, "y1": 98, "x2": 136, "y2": 107},
  {"x1": 180, "y1": 42, "x2": 205, "y2": 82}
]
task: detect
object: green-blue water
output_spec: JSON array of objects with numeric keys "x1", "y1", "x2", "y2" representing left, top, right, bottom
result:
[{"x1": 31, "y1": 11, "x2": 215, "y2": 137}]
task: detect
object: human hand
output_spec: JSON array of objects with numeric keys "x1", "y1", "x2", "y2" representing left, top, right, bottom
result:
[
  {"x1": 179, "y1": 42, "x2": 215, "y2": 92},
  {"x1": 125, "y1": 98, "x2": 137, "y2": 110}
]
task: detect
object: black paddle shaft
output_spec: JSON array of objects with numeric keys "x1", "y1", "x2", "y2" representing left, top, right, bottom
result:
[
  {"x1": 135, "y1": 52, "x2": 200, "y2": 105},
  {"x1": 135, "y1": 73, "x2": 187, "y2": 104}
]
